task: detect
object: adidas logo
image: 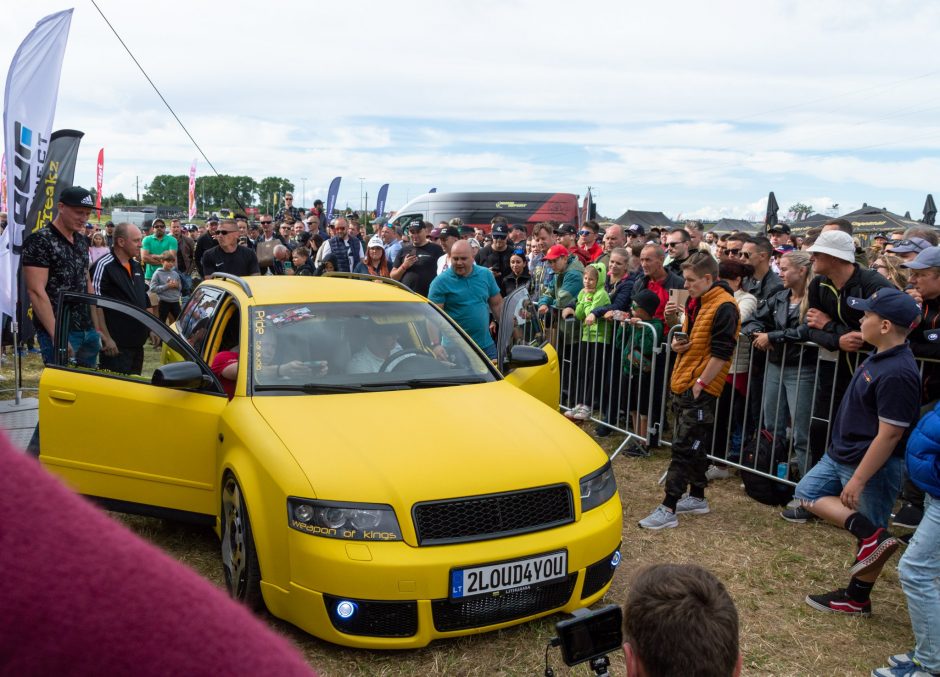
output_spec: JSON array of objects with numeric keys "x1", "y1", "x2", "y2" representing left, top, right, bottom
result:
[{"x1": 81, "y1": 196, "x2": 93, "y2": 206}]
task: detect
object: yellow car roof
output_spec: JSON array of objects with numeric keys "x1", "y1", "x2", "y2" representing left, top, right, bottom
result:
[{"x1": 204, "y1": 275, "x2": 421, "y2": 305}]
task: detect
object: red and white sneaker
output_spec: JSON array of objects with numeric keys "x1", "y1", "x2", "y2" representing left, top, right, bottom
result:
[
  {"x1": 805, "y1": 588, "x2": 871, "y2": 616},
  {"x1": 851, "y1": 528, "x2": 901, "y2": 576}
]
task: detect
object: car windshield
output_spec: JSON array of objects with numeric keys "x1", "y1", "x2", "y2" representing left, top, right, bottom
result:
[{"x1": 250, "y1": 301, "x2": 497, "y2": 393}]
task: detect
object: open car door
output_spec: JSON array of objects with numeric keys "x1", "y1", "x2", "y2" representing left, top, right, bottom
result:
[
  {"x1": 497, "y1": 287, "x2": 560, "y2": 409},
  {"x1": 38, "y1": 292, "x2": 229, "y2": 522}
]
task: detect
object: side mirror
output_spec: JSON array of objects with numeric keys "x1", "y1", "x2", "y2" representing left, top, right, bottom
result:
[
  {"x1": 505, "y1": 344, "x2": 548, "y2": 370},
  {"x1": 152, "y1": 361, "x2": 205, "y2": 390}
]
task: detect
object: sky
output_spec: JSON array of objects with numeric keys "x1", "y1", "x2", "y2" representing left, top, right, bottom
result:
[{"x1": 3, "y1": 0, "x2": 940, "y2": 222}]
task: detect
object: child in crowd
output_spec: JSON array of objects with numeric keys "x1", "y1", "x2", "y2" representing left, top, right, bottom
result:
[
  {"x1": 292, "y1": 247, "x2": 315, "y2": 276},
  {"x1": 620, "y1": 288, "x2": 665, "y2": 458},
  {"x1": 639, "y1": 252, "x2": 740, "y2": 530},
  {"x1": 149, "y1": 251, "x2": 182, "y2": 324},
  {"x1": 564, "y1": 264, "x2": 611, "y2": 422},
  {"x1": 872, "y1": 337, "x2": 940, "y2": 676},
  {"x1": 795, "y1": 287, "x2": 921, "y2": 616}
]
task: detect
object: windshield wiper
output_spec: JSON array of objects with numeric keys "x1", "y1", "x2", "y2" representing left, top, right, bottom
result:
[
  {"x1": 379, "y1": 376, "x2": 490, "y2": 389},
  {"x1": 254, "y1": 383, "x2": 367, "y2": 394}
]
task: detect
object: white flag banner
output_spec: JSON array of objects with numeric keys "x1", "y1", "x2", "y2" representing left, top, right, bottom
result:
[{"x1": 0, "y1": 9, "x2": 73, "y2": 321}]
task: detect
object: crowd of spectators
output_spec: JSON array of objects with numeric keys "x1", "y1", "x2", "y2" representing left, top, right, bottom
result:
[{"x1": 8, "y1": 187, "x2": 940, "y2": 676}]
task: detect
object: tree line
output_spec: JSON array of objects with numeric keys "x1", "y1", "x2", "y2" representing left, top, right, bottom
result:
[{"x1": 104, "y1": 175, "x2": 296, "y2": 211}]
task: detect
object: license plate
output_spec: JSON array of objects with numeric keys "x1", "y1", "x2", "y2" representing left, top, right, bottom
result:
[{"x1": 450, "y1": 550, "x2": 567, "y2": 599}]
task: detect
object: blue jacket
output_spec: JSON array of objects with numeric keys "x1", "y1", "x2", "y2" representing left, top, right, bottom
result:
[{"x1": 905, "y1": 403, "x2": 940, "y2": 499}]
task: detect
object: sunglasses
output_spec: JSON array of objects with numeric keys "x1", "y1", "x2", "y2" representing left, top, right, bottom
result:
[
  {"x1": 216, "y1": 230, "x2": 237, "y2": 235},
  {"x1": 726, "y1": 248, "x2": 742, "y2": 256},
  {"x1": 578, "y1": 230, "x2": 593, "y2": 236},
  {"x1": 666, "y1": 242, "x2": 682, "y2": 248},
  {"x1": 260, "y1": 220, "x2": 273, "y2": 225}
]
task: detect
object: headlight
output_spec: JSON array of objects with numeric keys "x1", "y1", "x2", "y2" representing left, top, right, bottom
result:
[
  {"x1": 287, "y1": 498, "x2": 403, "y2": 541},
  {"x1": 579, "y1": 462, "x2": 617, "y2": 512}
]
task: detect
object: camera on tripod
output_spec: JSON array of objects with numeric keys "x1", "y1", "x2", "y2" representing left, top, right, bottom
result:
[{"x1": 546, "y1": 604, "x2": 623, "y2": 676}]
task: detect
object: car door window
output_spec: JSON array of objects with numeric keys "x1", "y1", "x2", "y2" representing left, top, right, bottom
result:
[
  {"x1": 177, "y1": 286, "x2": 225, "y2": 356},
  {"x1": 55, "y1": 292, "x2": 223, "y2": 393}
]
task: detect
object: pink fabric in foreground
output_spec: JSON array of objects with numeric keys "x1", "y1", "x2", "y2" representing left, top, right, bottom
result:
[{"x1": 0, "y1": 432, "x2": 316, "y2": 677}]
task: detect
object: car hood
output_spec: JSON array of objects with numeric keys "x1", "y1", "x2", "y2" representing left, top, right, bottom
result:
[{"x1": 251, "y1": 381, "x2": 607, "y2": 507}]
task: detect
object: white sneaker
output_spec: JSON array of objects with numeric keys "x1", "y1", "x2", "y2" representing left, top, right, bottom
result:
[
  {"x1": 568, "y1": 404, "x2": 592, "y2": 421},
  {"x1": 705, "y1": 464, "x2": 731, "y2": 481},
  {"x1": 675, "y1": 496, "x2": 710, "y2": 514},
  {"x1": 638, "y1": 505, "x2": 678, "y2": 530}
]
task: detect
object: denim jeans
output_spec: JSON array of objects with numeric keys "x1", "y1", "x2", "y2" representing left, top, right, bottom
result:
[
  {"x1": 762, "y1": 359, "x2": 814, "y2": 476},
  {"x1": 898, "y1": 493, "x2": 940, "y2": 672},
  {"x1": 36, "y1": 327, "x2": 100, "y2": 368},
  {"x1": 794, "y1": 453, "x2": 904, "y2": 529}
]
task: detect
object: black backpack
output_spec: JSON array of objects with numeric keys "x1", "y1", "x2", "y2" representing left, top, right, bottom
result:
[{"x1": 740, "y1": 429, "x2": 794, "y2": 507}]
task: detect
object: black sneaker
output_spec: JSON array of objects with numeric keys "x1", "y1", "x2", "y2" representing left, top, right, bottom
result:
[
  {"x1": 851, "y1": 528, "x2": 901, "y2": 577},
  {"x1": 893, "y1": 503, "x2": 924, "y2": 530},
  {"x1": 805, "y1": 588, "x2": 871, "y2": 616},
  {"x1": 594, "y1": 424, "x2": 612, "y2": 438},
  {"x1": 624, "y1": 441, "x2": 650, "y2": 458},
  {"x1": 780, "y1": 506, "x2": 816, "y2": 523}
]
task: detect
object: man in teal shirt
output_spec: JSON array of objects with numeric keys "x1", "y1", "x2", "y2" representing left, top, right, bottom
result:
[
  {"x1": 141, "y1": 219, "x2": 178, "y2": 285},
  {"x1": 429, "y1": 240, "x2": 503, "y2": 358}
]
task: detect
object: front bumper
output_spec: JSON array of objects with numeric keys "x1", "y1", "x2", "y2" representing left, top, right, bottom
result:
[{"x1": 265, "y1": 493, "x2": 622, "y2": 648}]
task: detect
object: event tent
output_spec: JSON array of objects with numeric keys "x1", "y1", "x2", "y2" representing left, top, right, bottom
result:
[
  {"x1": 839, "y1": 205, "x2": 921, "y2": 233},
  {"x1": 614, "y1": 210, "x2": 674, "y2": 229},
  {"x1": 708, "y1": 218, "x2": 760, "y2": 233}
]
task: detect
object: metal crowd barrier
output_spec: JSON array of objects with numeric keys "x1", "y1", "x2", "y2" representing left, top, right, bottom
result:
[{"x1": 549, "y1": 310, "x2": 940, "y2": 487}]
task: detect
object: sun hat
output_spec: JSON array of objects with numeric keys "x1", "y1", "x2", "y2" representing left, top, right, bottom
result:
[{"x1": 806, "y1": 230, "x2": 855, "y2": 263}]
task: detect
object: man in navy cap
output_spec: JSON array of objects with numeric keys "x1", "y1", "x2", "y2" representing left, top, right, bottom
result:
[
  {"x1": 797, "y1": 287, "x2": 921, "y2": 616},
  {"x1": 888, "y1": 236, "x2": 932, "y2": 262}
]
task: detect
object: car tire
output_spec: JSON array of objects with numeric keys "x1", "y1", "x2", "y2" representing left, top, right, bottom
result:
[{"x1": 221, "y1": 473, "x2": 264, "y2": 612}]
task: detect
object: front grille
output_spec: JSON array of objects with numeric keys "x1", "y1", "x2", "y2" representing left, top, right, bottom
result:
[
  {"x1": 581, "y1": 548, "x2": 620, "y2": 600},
  {"x1": 413, "y1": 485, "x2": 574, "y2": 545},
  {"x1": 432, "y1": 574, "x2": 576, "y2": 632},
  {"x1": 323, "y1": 595, "x2": 418, "y2": 638}
]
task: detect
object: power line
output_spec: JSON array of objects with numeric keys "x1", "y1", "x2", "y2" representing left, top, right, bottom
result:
[{"x1": 89, "y1": 0, "x2": 243, "y2": 209}]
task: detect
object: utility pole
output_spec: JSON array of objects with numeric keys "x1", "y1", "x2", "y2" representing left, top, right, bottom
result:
[
  {"x1": 136, "y1": 176, "x2": 139, "y2": 204},
  {"x1": 301, "y1": 177, "x2": 307, "y2": 210},
  {"x1": 359, "y1": 177, "x2": 366, "y2": 214}
]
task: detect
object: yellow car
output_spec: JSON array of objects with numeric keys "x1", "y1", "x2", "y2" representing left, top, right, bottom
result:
[{"x1": 38, "y1": 275, "x2": 622, "y2": 649}]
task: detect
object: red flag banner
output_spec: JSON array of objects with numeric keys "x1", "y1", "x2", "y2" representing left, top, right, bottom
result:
[
  {"x1": 188, "y1": 159, "x2": 197, "y2": 219},
  {"x1": 95, "y1": 147, "x2": 103, "y2": 219}
]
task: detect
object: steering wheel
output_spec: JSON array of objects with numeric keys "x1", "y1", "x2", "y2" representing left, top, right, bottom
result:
[{"x1": 379, "y1": 347, "x2": 433, "y2": 373}]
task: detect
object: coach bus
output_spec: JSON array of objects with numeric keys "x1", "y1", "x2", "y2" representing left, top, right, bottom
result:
[{"x1": 389, "y1": 191, "x2": 581, "y2": 234}]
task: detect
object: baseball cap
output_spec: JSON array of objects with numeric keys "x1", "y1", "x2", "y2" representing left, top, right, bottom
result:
[
  {"x1": 873, "y1": 232, "x2": 888, "y2": 241},
  {"x1": 925, "y1": 328, "x2": 940, "y2": 343},
  {"x1": 429, "y1": 228, "x2": 442, "y2": 239},
  {"x1": 448, "y1": 217, "x2": 463, "y2": 227},
  {"x1": 367, "y1": 235, "x2": 384, "y2": 249},
  {"x1": 806, "y1": 230, "x2": 855, "y2": 263},
  {"x1": 510, "y1": 223, "x2": 527, "y2": 232},
  {"x1": 206, "y1": 216, "x2": 219, "y2": 224},
  {"x1": 105, "y1": 220, "x2": 114, "y2": 227},
  {"x1": 768, "y1": 224, "x2": 791, "y2": 235},
  {"x1": 458, "y1": 224, "x2": 475, "y2": 235},
  {"x1": 847, "y1": 287, "x2": 921, "y2": 328},
  {"x1": 889, "y1": 237, "x2": 931, "y2": 255},
  {"x1": 901, "y1": 246, "x2": 940, "y2": 270},
  {"x1": 556, "y1": 223, "x2": 576, "y2": 236},
  {"x1": 59, "y1": 186, "x2": 95, "y2": 209},
  {"x1": 492, "y1": 223, "x2": 509, "y2": 237},
  {"x1": 84, "y1": 223, "x2": 94, "y2": 230},
  {"x1": 407, "y1": 218, "x2": 426, "y2": 231},
  {"x1": 440, "y1": 226, "x2": 460, "y2": 239},
  {"x1": 543, "y1": 244, "x2": 569, "y2": 261},
  {"x1": 627, "y1": 223, "x2": 645, "y2": 236}
]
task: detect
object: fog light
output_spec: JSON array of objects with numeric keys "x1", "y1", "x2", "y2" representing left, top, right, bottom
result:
[
  {"x1": 335, "y1": 600, "x2": 358, "y2": 620},
  {"x1": 611, "y1": 550, "x2": 621, "y2": 568},
  {"x1": 293, "y1": 504, "x2": 314, "y2": 523}
]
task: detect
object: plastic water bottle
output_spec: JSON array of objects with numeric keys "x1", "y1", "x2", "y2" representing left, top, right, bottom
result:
[{"x1": 776, "y1": 462, "x2": 788, "y2": 479}]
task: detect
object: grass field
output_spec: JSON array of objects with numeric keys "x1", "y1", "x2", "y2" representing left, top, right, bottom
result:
[{"x1": 2, "y1": 353, "x2": 915, "y2": 676}]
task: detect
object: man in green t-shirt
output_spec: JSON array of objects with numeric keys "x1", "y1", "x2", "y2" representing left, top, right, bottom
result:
[{"x1": 140, "y1": 219, "x2": 178, "y2": 285}]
